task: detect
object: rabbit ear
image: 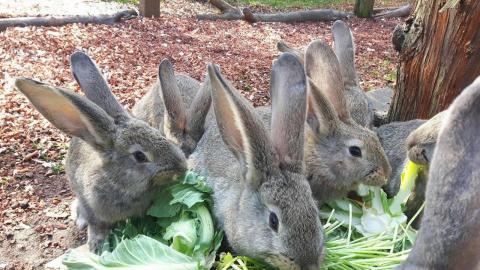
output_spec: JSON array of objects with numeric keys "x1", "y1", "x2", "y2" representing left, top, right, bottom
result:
[
  {"x1": 208, "y1": 64, "x2": 276, "y2": 188},
  {"x1": 332, "y1": 20, "x2": 358, "y2": 88},
  {"x1": 158, "y1": 59, "x2": 188, "y2": 138},
  {"x1": 70, "y1": 52, "x2": 127, "y2": 120},
  {"x1": 307, "y1": 79, "x2": 340, "y2": 136},
  {"x1": 402, "y1": 77, "x2": 480, "y2": 270},
  {"x1": 406, "y1": 110, "x2": 446, "y2": 164},
  {"x1": 276, "y1": 40, "x2": 305, "y2": 64},
  {"x1": 305, "y1": 40, "x2": 350, "y2": 122},
  {"x1": 270, "y1": 53, "x2": 307, "y2": 173},
  {"x1": 186, "y1": 70, "x2": 212, "y2": 142},
  {"x1": 15, "y1": 78, "x2": 115, "y2": 150}
]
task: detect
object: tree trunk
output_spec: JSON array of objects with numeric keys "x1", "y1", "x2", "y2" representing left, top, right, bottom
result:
[
  {"x1": 139, "y1": 0, "x2": 160, "y2": 17},
  {"x1": 387, "y1": 0, "x2": 480, "y2": 121},
  {"x1": 354, "y1": 0, "x2": 375, "y2": 18}
]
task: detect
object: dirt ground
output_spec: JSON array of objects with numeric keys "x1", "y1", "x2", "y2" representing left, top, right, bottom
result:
[{"x1": 0, "y1": 0, "x2": 403, "y2": 268}]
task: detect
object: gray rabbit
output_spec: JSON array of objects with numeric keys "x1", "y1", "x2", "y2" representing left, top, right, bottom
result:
[
  {"x1": 303, "y1": 40, "x2": 391, "y2": 203},
  {"x1": 396, "y1": 77, "x2": 480, "y2": 270},
  {"x1": 131, "y1": 60, "x2": 212, "y2": 156},
  {"x1": 278, "y1": 20, "x2": 373, "y2": 128},
  {"x1": 15, "y1": 52, "x2": 187, "y2": 252},
  {"x1": 377, "y1": 110, "x2": 446, "y2": 198},
  {"x1": 190, "y1": 53, "x2": 324, "y2": 269}
]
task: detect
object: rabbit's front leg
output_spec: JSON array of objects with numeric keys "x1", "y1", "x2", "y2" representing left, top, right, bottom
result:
[{"x1": 87, "y1": 222, "x2": 112, "y2": 252}]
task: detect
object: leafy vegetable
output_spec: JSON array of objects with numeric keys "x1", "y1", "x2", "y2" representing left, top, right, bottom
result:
[
  {"x1": 62, "y1": 171, "x2": 222, "y2": 270},
  {"x1": 61, "y1": 162, "x2": 425, "y2": 270},
  {"x1": 63, "y1": 235, "x2": 200, "y2": 270}
]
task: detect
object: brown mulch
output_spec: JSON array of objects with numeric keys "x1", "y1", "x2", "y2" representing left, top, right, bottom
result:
[{"x1": 0, "y1": 0, "x2": 403, "y2": 268}]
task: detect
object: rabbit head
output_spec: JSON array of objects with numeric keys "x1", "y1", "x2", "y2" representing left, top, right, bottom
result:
[
  {"x1": 406, "y1": 110, "x2": 446, "y2": 165},
  {"x1": 207, "y1": 53, "x2": 324, "y2": 269},
  {"x1": 397, "y1": 77, "x2": 480, "y2": 270},
  {"x1": 15, "y1": 77, "x2": 186, "y2": 187},
  {"x1": 304, "y1": 40, "x2": 391, "y2": 203},
  {"x1": 128, "y1": 59, "x2": 211, "y2": 157}
]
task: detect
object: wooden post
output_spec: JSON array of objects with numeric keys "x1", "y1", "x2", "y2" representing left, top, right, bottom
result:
[
  {"x1": 354, "y1": 0, "x2": 375, "y2": 18},
  {"x1": 139, "y1": 0, "x2": 160, "y2": 18},
  {"x1": 387, "y1": 0, "x2": 480, "y2": 122}
]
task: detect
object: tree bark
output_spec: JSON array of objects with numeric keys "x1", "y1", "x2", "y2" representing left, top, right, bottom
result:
[
  {"x1": 0, "y1": 10, "x2": 138, "y2": 31},
  {"x1": 139, "y1": 0, "x2": 160, "y2": 18},
  {"x1": 387, "y1": 0, "x2": 480, "y2": 121},
  {"x1": 354, "y1": 0, "x2": 375, "y2": 18}
]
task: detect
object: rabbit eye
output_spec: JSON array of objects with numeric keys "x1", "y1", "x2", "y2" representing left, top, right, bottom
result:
[
  {"x1": 133, "y1": 151, "x2": 148, "y2": 163},
  {"x1": 349, "y1": 146, "x2": 362, "y2": 158},
  {"x1": 269, "y1": 212, "x2": 279, "y2": 232}
]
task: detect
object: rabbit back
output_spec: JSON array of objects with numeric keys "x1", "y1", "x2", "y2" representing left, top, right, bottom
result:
[{"x1": 397, "y1": 77, "x2": 480, "y2": 270}]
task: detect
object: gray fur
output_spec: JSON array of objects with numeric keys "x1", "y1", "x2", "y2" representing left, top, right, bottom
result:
[
  {"x1": 331, "y1": 20, "x2": 372, "y2": 128},
  {"x1": 277, "y1": 40, "x2": 304, "y2": 65},
  {"x1": 15, "y1": 74, "x2": 186, "y2": 252},
  {"x1": 377, "y1": 109, "x2": 446, "y2": 200},
  {"x1": 397, "y1": 76, "x2": 480, "y2": 270},
  {"x1": 375, "y1": 119, "x2": 426, "y2": 197},
  {"x1": 406, "y1": 110, "x2": 446, "y2": 165},
  {"x1": 332, "y1": 20, "x2": 357, "y2": 89},
  {"x1": 190, "y1": 55, "x2": 324, "y2": 269},
  {"x1": 277, "y1": 20, "x2": 373, "y2": 128},
  {"x1": 304, "y1": 40, "x2": 391, "y2": 204},
  {"x1": 70, "y1": 51, "x2": 127, "y2": 120},
  {"x1": 132, "y1": 59, "x2": 212, "y2": 156}
]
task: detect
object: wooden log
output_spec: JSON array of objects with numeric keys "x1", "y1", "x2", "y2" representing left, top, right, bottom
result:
[
  {"x1": 374, "y1": 4, "x2": 411, "y2": 18},
  {"x1": 0, "y1": 9, "x2": 138, "y2": 31},
  {"x1": 199, "y1": 8, "x2": 351, "y2": 22}
]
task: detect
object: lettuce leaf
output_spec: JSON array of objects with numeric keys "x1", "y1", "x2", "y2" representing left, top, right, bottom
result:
[{"x1": 62, "y1": 171, "x2": 222, "y2": 270}]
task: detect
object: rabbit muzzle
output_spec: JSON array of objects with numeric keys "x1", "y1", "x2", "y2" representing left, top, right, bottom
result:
[
  {"x1": 407, "y1": 144, "x2": 434, "y2": 165},
  {"x1": 364, "y1": 167, "x2": 388, "y2": 186},
  {"x1": 152, "y1": 162, "x2": 187, "y2": 185}
]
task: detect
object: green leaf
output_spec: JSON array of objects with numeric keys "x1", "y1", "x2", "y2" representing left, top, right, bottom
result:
[
  {"x1": 170, "y1": 185, "x2": 209, "y2": 208},
  {"x1": 163, "y1": 216, "x2": 198, "y2": 255},
  {"x1": 63, "y1": 235, "x2": 199, "y2": 270},
  {"x1": 147, "y1": 189, "x2": 181, "y2": 218}
]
